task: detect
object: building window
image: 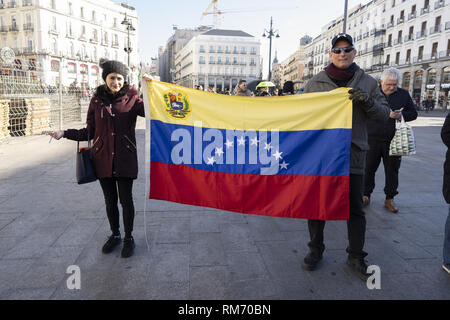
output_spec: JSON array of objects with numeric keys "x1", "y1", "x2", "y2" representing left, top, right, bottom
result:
[
  {"x1": 432, "y1": 42, "x2": 438, "y2": 57},
  {"x1": 51, "y1": 59, "x2": 59, "y2": 72}
]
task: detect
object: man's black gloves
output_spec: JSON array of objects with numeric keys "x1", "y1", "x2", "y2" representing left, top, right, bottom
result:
[{"x1": 348, "y1": 88, "x2": 374, "y2": 109}]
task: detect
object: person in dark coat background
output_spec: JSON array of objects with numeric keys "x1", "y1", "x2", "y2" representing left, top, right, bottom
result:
[
  {"x1": 363, "y1": 67, "x2": 418, "y2": 213},
  {"x1": 281, "y1": 81, "x2": 295, "y2": 96},
  {"x1": 440, "y1": 112, "x2": 450, "y2": 274},
  {"x1": 48, "y1": 59, "x2": 145, "y2": 258}
]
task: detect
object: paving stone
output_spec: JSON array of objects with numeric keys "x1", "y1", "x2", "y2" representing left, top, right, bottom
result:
[
  {"x1": 149, "y1": 243, "x2": 189, "y2": 282},
  {"x1": 219, "y1": 223, "x2": 258, "y2": 253},
  {"x1": 189, "y1": 266, "x2": 230, "y2": 299},
  {"x1": 154, "y1": 217, "x2": 190, "y2": 244},
  {"x1": 190, "y1": 232, "x2": 226, "y2": 267},
  {"x1": 226, "y1": 251, "x2": 270, "y2": 282}
]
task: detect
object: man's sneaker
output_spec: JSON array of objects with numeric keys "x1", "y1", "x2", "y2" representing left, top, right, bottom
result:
[
  {"x1": 362, "y1": 196, "x2": 370, "y2": 207},
  {"x1": 302, "y1": 252, "x2": 322, "y2": 271},
  {"x1": 121, "y1": 237, "x2": 135, "y2": 258},
  {"x1": 102, "y1": 235, "x2": 121, "y2": 254},
  {"x1": 443, "y1": 264, "x2": 450, "y2": 274},
  {"x1": 347, "y1": 256, "x2": 371, "y2": 281}
]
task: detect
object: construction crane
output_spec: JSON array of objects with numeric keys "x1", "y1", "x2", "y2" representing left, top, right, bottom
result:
[
  {"x1": 202, "y1": 0, "x2": 223, "y2": 27},
  {"x1": 202, "y1": 1, "x2": 300, "y2": 28}
]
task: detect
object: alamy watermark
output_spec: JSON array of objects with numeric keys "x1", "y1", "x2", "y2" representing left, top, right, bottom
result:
[
  {"x1": 366, "y1": 265, "x2": 381, "y2": 290},
  {"x1": 170, "y1": 121, "x2": 284, "y2": 175},
  {"x1": 66, "y1": 265, "x2": 81, "y2": 290}
]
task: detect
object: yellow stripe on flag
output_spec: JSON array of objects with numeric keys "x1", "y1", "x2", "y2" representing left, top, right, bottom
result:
[{"x1": 146, "y1": 80, "x2": 352, "y2": 131}]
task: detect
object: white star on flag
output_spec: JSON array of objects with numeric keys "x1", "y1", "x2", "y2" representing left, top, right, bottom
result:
[
  {"x1": 207, "y1": 157, "x2": 216, "y2": 165},
  {"x1": 215, "y1": 147, "x2": 224, "y2": 157},
  {"x1": 237, "y1": 136, "x2": 245, "y2": 146},
  {"x1": 225, "y1": 140, "x2": 234, "y2": 149},
  {"x1": 272, "y1": 150, "x2": 283, "y2": 160},
  {"x1": 250, "y1": 137, "x2": 259, "y2": 146},
  {"x1": 280, "y1": 161, "x2": 289, "y2": 170},
  {"x1": 264, "y1": 142, "x2": 273, "y2": 151}
]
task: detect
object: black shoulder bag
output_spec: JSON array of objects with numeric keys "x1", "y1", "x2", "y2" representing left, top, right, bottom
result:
[{"x1": 76, "y1": 132, "x2": 97, "y2": 184}]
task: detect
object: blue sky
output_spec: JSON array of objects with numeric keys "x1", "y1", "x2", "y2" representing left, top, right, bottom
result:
[{"x1": 126, "y1": 0, "x2": 365, "y2": 72}]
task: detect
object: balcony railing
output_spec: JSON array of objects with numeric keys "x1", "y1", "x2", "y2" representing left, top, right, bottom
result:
[
  {"x1": 408, "y1": 12, "x2": 417, "y2": 20},
  {"x1": 23, "y1": 23, "x2": 33, "y2": 31},
  {"x1": 413, "y1": 53, "x2": 438, "y2": 63},
  {"x1": 446, "y1": 21, "x2": 450, "y2": 30},
  {"x1": 0, "y1": 26, "x2": 8, "y2": 32},
  {"x1": 23, "y1": 0, "x2": 33, "y2": 6},
  {"x1": 9, "y1": 24, "x2": 19, "y2": 32},
  {"x1": 404, "y1": 34, "x2": 415, "y2": 42},
  {"x1": 430, "y1": 25, "x2": 442, "y2": 34},
  {"x1": 439, "y1": 50, "x2": 450, "y2": 58},
  {"x1": 416, "y1": 30, "x2": 427, "y2": 39},
  {"x1": 8, "y1": 2, "x2": 17, "y2": 8},
  {"x1": 421, "y1": 6, "x2": 430, "y2": 15},
  {"x1": 435, "y1": 1, "x2": 445, "y2": 10},
  {"x1": 397, "y1": 17, "x2": 404, "y2": 25},
  {"x1": 387, "y1": 21, "x2": 394, "y2": 28},
  {"x1": 394, "y1": 38, "x2": 403, "y2": 45}
]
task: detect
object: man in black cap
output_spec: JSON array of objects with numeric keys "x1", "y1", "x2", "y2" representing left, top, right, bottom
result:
[{"x1": 301, "y1": 33, "x2": 390, "y2": 280}]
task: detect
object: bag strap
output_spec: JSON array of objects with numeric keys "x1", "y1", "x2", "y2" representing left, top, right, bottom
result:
[{"x1": 77, "y1": 130, "x2": 91, "y2": 149}]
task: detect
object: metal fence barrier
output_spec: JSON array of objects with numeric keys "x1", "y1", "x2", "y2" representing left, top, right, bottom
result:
[{"x1": 0, "y1": 64, "x2": 91, "y2": 145}]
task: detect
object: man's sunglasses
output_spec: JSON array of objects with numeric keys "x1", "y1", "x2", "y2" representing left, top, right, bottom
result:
[{"x1": 331, "y1": 46, "x2": 355, "y2": 54}]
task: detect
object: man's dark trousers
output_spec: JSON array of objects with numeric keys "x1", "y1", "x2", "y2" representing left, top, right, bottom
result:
[
  {"x1": 307, "y1": 174, "x2": 367, "y2": 259},
  {"x1": 364, "y1": 139, "x2": 401, "y2": 199}
]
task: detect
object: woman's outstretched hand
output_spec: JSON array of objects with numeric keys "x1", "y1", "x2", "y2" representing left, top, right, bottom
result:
[{"x1": 48, "y1": 130, "x2": 64, "y2": 140}]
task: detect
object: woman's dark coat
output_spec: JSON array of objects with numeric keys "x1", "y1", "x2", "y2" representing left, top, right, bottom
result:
[{"x1": 64, "y1": 84, "x2": 145, "y2": 179}]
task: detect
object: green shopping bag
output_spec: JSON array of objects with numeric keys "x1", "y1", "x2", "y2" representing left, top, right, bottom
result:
[{"x1": 389, "y1": 115, "x2": 416, "y2": 156}]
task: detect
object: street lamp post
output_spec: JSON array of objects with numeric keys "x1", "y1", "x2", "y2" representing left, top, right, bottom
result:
[
  {"x1": 262, "y1": 17, "x2": 280, "y2": 81},
  {"x1": 121, "y1": 13, "x2": 135, "y2": 82},
  {"x1": 343, "y1": 0, "x2": 348, "y2": 33}
]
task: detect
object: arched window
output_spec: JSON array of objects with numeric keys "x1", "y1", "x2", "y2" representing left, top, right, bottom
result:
[
  {"x1": 442, "y1": 66, "x2": 450, "y2": 84},
  {"x1": 402, "y1": 72, "x2": 411, "y2": 89},
  {"x1": 413, "y1": 70, "x2": 423, "y2": 88},
  {"x1": 427, "y1": 68, "x2": 437, "y2": 84}
]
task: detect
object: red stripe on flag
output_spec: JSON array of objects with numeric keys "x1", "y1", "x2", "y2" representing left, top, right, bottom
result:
[{"x1": 150, "y1": 162, "x2": 349, "y2": 221}]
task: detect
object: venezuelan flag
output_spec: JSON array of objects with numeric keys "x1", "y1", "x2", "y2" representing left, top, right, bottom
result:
[{"x1": 144, "y1": 80, "x2": 352, "y2": 220}]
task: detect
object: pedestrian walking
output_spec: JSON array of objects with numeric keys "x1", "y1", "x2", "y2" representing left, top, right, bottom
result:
[
  {"x1": 363, "y1": 67, "x2": 418, "y2": 213},
  {"x1": 233, "y1": 79, "x2": 254, "y2": 96},
  {"x1": 48, "y1": 59, "x2": 145, "y2": 258},
  {"x1": 440, "y1": 112, "x2": 450, "y2": 275},
  {"x1": 301, "y1": 33, "x2": 390, "y2": 280}
]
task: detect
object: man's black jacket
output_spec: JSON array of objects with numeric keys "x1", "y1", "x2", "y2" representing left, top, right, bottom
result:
[{"x1": 367, "y1": 87, "x2": 418, "y2": 142}]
